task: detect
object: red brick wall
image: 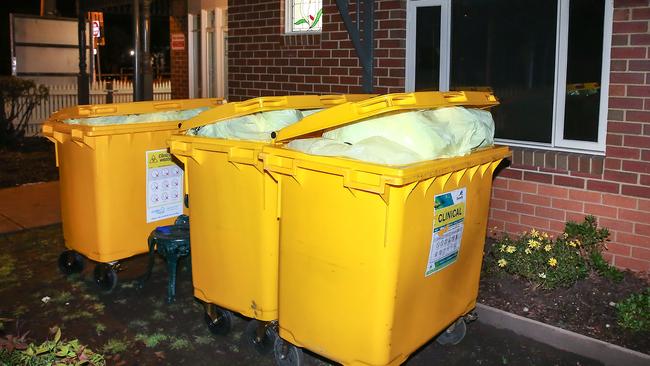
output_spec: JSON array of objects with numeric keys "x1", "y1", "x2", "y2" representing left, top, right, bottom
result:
[
  {"x1": 170, "y1": 0, "x2": 189, "y2": 99},
  {"x1": 489, "y1": 0, "x2": 650, "y2": 271},
  {"x1": 227, "y1": 0, "x2": 405, "y2": 100}
]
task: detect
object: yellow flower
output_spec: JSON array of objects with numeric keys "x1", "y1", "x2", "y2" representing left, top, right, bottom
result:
[
  {"x1": 544, "y1": 244, "x2": 552, "y2": 252},
  {"x1": 538, "y1": 273, "x2": 547, "y2": 279},
  {"x1": 542, "y1": 232, "x2": 549, "y2": 239},
  {"x1": 506, "y1": 245, "x2": 517, "y2": 253},
  {"x1": 528, "y1": 239, "x2": 541, "y2": 249},
  {"x1": 548, "y1": 258, "x2": 558, "y2": 267},
  {"x1": 568, "y1": 240, "x2": 577, "y2": 247},
  {"x1": 497, "y1": 258, "x2": 508, "y2": 267},
  {"x1": 530, "y1": 229, "x2": 540, "y2": 238},
  {"x1": 499, "y1": 244, "x2": 506, "y2": 252},
  {"x1": 575, "y1": 239, "x2": 581, "y2": 246},
  {"x1": 562, "y1": 233, "x2": 569, "y2": 239},
  {"x1": 525, "y1": 248, "x2": 532, "y2": 254}
]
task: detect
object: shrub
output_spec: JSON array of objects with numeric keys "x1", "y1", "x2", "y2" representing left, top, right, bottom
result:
[
  {"x1": 491, "y1": 216, "x2": 614, "y2": 289},
  {"x1": 0, "y1": 76, "x2": 48, "y2": 146},
  {"x1": 616, "y1": 288, "x2": 650, "y2": 333}
]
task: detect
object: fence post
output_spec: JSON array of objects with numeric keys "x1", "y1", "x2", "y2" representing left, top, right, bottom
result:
[{"x1": 106, "y1": 80, "x2": 114, "y2": 104}]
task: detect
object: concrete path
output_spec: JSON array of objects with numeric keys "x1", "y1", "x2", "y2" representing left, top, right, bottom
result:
[{"x1": 0, "y1": 181, "x2": 60, "y2": 234}]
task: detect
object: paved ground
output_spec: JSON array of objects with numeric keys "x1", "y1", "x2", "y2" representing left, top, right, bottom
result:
[
  {"x1": 0, "y1": 183, "x2": 602, "y2": 365},
  {"x1": 0, "y1": 181, "x2": 60, "y2": 233}
]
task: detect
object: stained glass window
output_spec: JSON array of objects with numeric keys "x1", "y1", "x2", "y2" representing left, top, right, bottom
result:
[{"x1": 287, "y1": 0, "x2": 322, "y2": 33}]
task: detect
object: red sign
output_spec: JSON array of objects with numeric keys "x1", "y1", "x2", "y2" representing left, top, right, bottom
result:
[{"x1": 171, "y1": 33, "x2": 185, "y2": 51}]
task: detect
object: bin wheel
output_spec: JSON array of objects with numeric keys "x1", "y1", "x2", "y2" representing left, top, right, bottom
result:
[
  {"x1": 93, "y1": 263, "x2": 118, "y2": 292},
  {"x1": 204, "y1": 305, "x2": 233, "y2": 336},
  {"x1": 436, "y1": 318, "x2": 467, "y2": 346},
  {"x1": 58, "y1": 250, "x2": 84, "y2": 275},
  {"x1": 245, "y1": 319, "x2": 277, "y2": 355},
  {"x1": 273, "y1": 337, "x2": 304, "y2": 366}
]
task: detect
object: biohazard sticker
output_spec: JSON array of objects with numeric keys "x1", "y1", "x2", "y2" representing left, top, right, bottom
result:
[
  {"x1": 425, "y1": 188, "x2": 466, "y2": 276},
  {"x1": 146, "y1": 149, "x2": 183, "y2": 223}
]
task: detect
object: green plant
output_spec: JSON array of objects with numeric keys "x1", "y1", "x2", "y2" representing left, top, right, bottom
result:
[
  {"x1": 168, "y1": 337, "x2": 191, "y2": 351},
  {"x1": 0, "y1": 76, "x2": 48, "y2": 146},
  {"x1": 0, "y1": 328, "x2": 105, "y2": 366},
  {"x1": 101, "y1": 338, "x2": 128, "y2": 355},
  {"x1": 616, "y1": 288, "x2": 650, "y2": 333},
  {"x1": 589, "y1": 251, "x2": 623, "y2": 282},
  {"x1": 135, "y1": 333, "x2": 167, "y2": 348},
  {"x1": 492, "y1": 216, "x2": 611, "y2": 289}
]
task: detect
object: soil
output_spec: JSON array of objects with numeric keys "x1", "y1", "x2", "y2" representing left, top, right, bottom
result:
[
  {"x1": 0, "y1": 137, "x2": 59, "y2": 189},
  {"x1": 479, "y1": 239, "x2": 650, "y2": 355},
  {"x1": 0, "y1": 225, "x2": 602, "y2": 366}
]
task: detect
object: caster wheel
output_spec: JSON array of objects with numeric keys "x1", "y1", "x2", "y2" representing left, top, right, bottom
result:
[
  {"x1": 204, "y1": 304, "x2": 233, "y2": 336},
  {"x1": 273, "y1": 337, "x2": 304, "y2": 366},
  {"x1": 93, "y1": 263, "x2": 118, "y2": 292},
  {"x1": 58, "y1": 250, "x2": 84, "y2": 275},
  {"x1": 245, "y1": 319, "x2": 277, "y2": 355},
  {"x1": 436, "y1": 318, "x2": 467, "y2": 346}
]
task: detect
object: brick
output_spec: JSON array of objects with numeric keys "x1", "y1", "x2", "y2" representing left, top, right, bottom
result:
[
  {"x1": 629, "y1": 60, "x2": 650, "y2": 71},
  {"x1": 520, "y1": 215, "x2": 550, "y2": 229},
  {"x1": 636, "y1": 223, "x2": 650, "y2": 236},
  {"x1": 632, "y1": 247, "x2": 650, "y2": 262},
  {"x1": 619, "y1": 208, "x2": 650, "y2": 223},
  {"x1": 622, "y1": 184, "x2": 650, "y2": 198},
  {"x1": 553, "y1": 175, "x2": 585, "y2": 188},
  {"x1": 552, "y1": 198, "x2": 584, "y2": 212},
  {"x1": 493, "y1": 177, "x2": 508, "y2": 189},
  {"x1": 614, "y1": 0, "x2": 650, "y2": 7},
  {"x1": 614, "y1": 256, "x2": 650, "y2": 271},
  {"x1": 617, "y1": 233, "x2": 650, "y2": 247},
  {"x1": 569, "y1": 189, "x2": 602, "y2": 203},
  {"x1": 607, "y1": 121, "x2": 643, "y2": 134},
  {"x1": 550, "y1": 219, "x2": 567, "y2": 233},
  {"x1": 505, "y1": 222, "x2": 530, "y2": 235},
  {"x1": 628, "y1": 85, "x2": 650, "y2": 97},
  {"x1": 507, "y1": 202, "x2": 536, "y2": 215},
  {"x1": 607, "y1": 242, "x2": 633, "y2": 256},
  {"x1": 508, "y1": 180, "x2": 538, "y2": 194},
  {"x1": 584, "y1": 203, "x2": 618, "y2": 218},
  {"x1": 492, "y1": 188, "x2": 522, "y2": 202},
  {"x1": 539, "y1": 185, "x2": 569, "y2": 198},
  {"x1": 608, "y1": 109, "x2": 626, "y2": 120},
  {"x1": 604, "y1": 169, "x2": 639, "y2": 183},
  {"x1": 524, "y1": 171, "x2": 553, "y2": 184},
  {"x1": 603, "y1": 193, "x2": 638, "y2": 208},
  {"x1": 607, "y1": 146, "x2": 641, "y2": 159},
  {"x1": 640, "y1": 198, "x2": 650, "y2": 211},
  {"x1": 610, "y1": 98, "x2": 645, "y2": 109},
  {"x1": 611, "y1": 47, "x2": 647, "y2": 58},
  {"x1": 612, "y1": 34, "x2": 630, "y2": 45},
  {"x1": 599, "y1": 217, "x2": 634, "y2": 233},
  {"x1": 610, "y1": 72, "x2": 646, "y2": 84},
  {"x1": 490, "y1": 198, "x2": 506, "y2": 210},
  {"x1": 630, "y1": 34, "x2": 650, "y2": 45},
  {"x1": 566, "y1": 211, "x2": 588, "y2": 224},
  {"x1": 587, "y1": 180, "x2": 621, "y2": 194},
  {"x1": 641, "y1": 174, "x2": 650, "y2": 185},
  {"x1": 536, "y1": 206, "x2": 565, "y2": 220},
  {"x1": 624, "y1": 135, "x2": 650, "y2": 148},
  {"x1": 613, "y1": 21, "x2": 648, "y2": 34},
  {"x1": 488, "y1": 218, "x2": 505, "y2": 232},
  {"x1": 614, "y1": 8, "x2": 630, "y2": 21},
  {"x1": 626, "y1": 110, "x2": 650, "y2": 121},
  {"x1": 623, "y1": 160, "x2": 650, "y2": 174},
  {"x1": 522, "y1": 193, "x2": 551, "y2": 207},
  {"x1": 491, "y1": 209, "x2": 520, "y2": 223}
]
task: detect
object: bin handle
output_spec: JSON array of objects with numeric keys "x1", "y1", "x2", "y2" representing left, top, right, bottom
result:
[{"x1": 153, "y1": 102, "x2": 182, "y2": 110}]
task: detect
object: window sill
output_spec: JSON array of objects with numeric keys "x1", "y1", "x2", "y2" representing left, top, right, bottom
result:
[{"x1": 507, "y1": 146, "x2": 605, "y2": 177}]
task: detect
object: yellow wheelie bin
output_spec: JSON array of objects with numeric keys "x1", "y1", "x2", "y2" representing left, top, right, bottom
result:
[
  {"x1": 42, "y1": 98, "x2": 224, "y2": 291},
  {"x1": 168, "y1": 94, "x2": 373, "y2": 349},
  {"x1": 262, "y1": 91, "x2": 511, "y2": 366}
]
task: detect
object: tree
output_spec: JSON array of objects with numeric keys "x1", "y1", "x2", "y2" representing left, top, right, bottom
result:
[{"x1": 0, "y1": 76, "x2": 49, "y2": 146}]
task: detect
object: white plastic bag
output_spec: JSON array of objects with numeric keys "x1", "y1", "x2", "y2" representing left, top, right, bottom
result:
[
  {"x1": 65, "y1": 107, "x2": 209, "y2": 126},
  {"x1": 194, "y1": 109, "x2": 303, "y2": 141}
]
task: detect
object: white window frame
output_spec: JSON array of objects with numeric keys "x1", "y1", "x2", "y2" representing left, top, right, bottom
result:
[
  {"x1": 188, "y1": 13, "x2": 199, "y2": 99},
  {"x1": 188, "y1": 8, "x2": 227, "y2": 99},
  {"x1": 405, "y1": 0, "x2": 613, "y2": 155},
  {"x1": 405, "y1": 0, "x2": 451, "y2": 92},
  {"x1": 285, "y1": 0, "x2": 323, "y2": 34}
]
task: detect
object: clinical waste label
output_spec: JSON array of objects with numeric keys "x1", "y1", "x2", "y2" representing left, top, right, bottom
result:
[
  {"x1": 146, "y1": 149, "x2": 183, "y2": 223},
  {"x1": 425, "y1": 188, "x2": 466, "y2": 276}
]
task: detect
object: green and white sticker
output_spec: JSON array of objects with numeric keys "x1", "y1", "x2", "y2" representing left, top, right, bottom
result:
[{"x1": 425, "y1": 188, "x2": 466, "y2": 276}]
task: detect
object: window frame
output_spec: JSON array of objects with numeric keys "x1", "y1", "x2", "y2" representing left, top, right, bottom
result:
[
  {"x1": 405, "y1": 0, "x2": 613, "y2": 155},
  {"x1": 284, "y1": 0, "x2": 323, "y2": 34}
]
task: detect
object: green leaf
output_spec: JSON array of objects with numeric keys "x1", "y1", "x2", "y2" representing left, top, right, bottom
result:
[
  {"x1": 294, "y1": 18, "x2": 308, "y2": 26},
  {"x1": 54, "y1": 328, "x2": 61, "y2": 344},
  {"x1": 309, "y1": 9, "x2": 323, "y2": 29}
]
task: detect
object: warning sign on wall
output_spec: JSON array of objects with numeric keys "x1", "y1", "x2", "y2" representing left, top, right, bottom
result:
[{"x1": 171, "y1": 33, "x2": 185, "y2": 51}]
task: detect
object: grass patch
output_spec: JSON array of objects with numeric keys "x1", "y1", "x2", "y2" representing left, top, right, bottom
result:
[
  {"x1": 62, "y1": 311, "x2": 94, "y2": 321},
  {"x1": 168, "y1": 337, "x2": 192, "y2": 351},
  {"x1": 52, "y1": 291, "x2": 73, "y2": 304},
  {"x1": 102, "y1": 338, "x2": 128, "y2": 354},
  {"x1": 95, "y1": 323, "x2": 106, "y2": 336},
  {"x1": 135, "y1": 333, "x2": 168, "y2": 348}
]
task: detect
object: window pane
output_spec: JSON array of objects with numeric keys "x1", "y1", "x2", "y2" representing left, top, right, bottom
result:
[
  {"x1": 415, "y1": 6, "x2": 441, "y2": 91},
  {"x1": 450, "y1": 0, "x2": 557, "y2": 143},
  {"x1": 563, "y1": 0, "x2": 604, "y2": 142},
  {"x1": 291, "y1": 0, "x2": 322, "y2": 32}
]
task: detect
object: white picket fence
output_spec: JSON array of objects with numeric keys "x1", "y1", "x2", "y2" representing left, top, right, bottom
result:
[{"x1": 24, "y1": 80, "x2": 172, "y2": 136}]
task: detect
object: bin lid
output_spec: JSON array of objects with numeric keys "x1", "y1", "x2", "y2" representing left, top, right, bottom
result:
[
  {"x1": 178, "y1": 94, "x2": 374, "y2": 131},
  {"x1": 272, "y1": 91, "x2": 499, "y2": 142}
]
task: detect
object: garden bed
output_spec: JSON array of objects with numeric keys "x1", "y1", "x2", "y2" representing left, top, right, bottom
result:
[
  {"x1": 0, "y1": 137, "x2": 58, "y2": 189},
  {"x1": 479, "y1": 233, "x2": 650, "y2": 354}
]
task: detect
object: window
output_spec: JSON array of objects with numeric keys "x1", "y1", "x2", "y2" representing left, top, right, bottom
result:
[
  {"x1": 286, "y1": 0, "x2": 323, "y2": 33},
  {"x1": 407, "y1": 0, "x2": 612, "y2": 154}
]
